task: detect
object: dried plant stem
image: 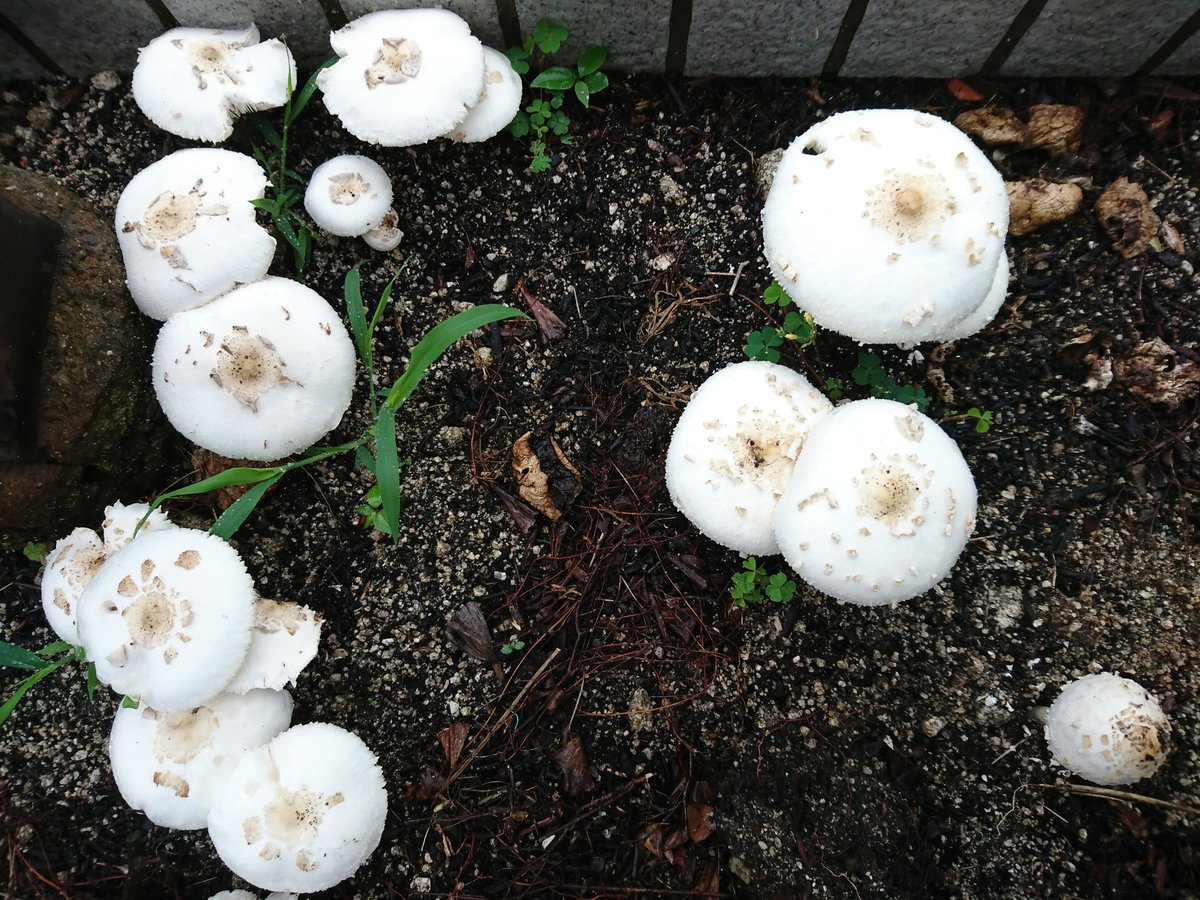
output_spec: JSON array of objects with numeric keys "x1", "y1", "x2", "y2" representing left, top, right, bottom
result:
[{"x1": 1032, "y1": 782, "x2": 1200, "y2": 816}]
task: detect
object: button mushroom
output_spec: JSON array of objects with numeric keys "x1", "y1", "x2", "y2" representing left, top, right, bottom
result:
[{"x1": 303, "y1": 155, "x2": 393, "y2": 238}]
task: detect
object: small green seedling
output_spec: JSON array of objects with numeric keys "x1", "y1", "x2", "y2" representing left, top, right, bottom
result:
[
  {"x1": 500, "y1": 639, "x2": 526, "y2": 656},
  {"x1": 825, "y1": 377, "x2": 844, "y2": 400},
  {"x1": 730, "y1": 557, "x2": 798, "y2": 608},
  {"x1": 851, "y1": 353, "x2": 928, "y2": 412},
  {"x1": 744, "y1": 281, "x2": 816, "y2": 363},
  {"x1": 22, "y1": 541, "x2": 47, "y2": 566},
  {"x1": 507, "y1": 20, "x2": 608, "y2": 172},
  {"x1": 948, "y1": 407, "x2": 994, "y2": 433}
]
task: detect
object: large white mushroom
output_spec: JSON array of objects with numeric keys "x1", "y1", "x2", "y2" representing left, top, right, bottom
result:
[
  {"x1": 75, "y1": 527, "x2": 256, "y2": 712},
  {"x1": 303, "y1": 155, "x2": 393, "y2": 238},
  {"x1": 131, "y1": 25, "x2": 296, "y2": 143},
  {"x1": 115, "y1": 148, "x2": 276, "y2": 321},
  {"x1": 761, "y1": 109, "x2": 1009, "y2": 345},
  {"x1": 223, "y1": 599, "x2": 322, "y2": 694},
  {"x1": 445, "y1": 46, "x2": 523, "y2": 143},
  {"x1": 773, "y1": 399, "x2": 977, "y2": 605},
  {"x1": 665, "y1": 361, "x2": 833, "y2": 556},
  {"x1": 40, "y1": 527, "x2": 107, "y2": 645},
  {"x1": 151, "y1": 276, "x2": 357, "y2": 461},
  {"x1": 109, "y1": 688, "x2": 294, "y2": 829},
  {"x1": 1044, "y1": 673, "x2": 1171, "y2": 786},
  {"x1": 207, "y1": 722, "x2": 387, "y2": 893},
  {"x1": 317, "y1": 9, "x2": 486, "y2": 146}
]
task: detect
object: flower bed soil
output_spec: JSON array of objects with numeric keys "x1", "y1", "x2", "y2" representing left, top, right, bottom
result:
[{"x1": 0, "y1": 72, "x2": 1198, "y2": 899}]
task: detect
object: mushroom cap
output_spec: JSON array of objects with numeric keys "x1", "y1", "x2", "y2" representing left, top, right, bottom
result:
[
  {"x1": 303, "y1": 155, "x2": 393, "y2": 237},
  {"x1": 317, "y1": 9, "x2": 486, "y2": 146},
  {"x1": 362, "y1": 207, "x2": 403, "y2": 252},
  {"x1": 132, "y1": 25, "x2": 296, "y2": 143},
  {"x1": 1045, "y1": 673, "x2": 1171, "y2": 786},
  {"x1": 109, "y1": 688, "x2": 293, "y2": 830},
  {"x1": 41, "y1": 527, "x2": 107, "y2": 644},
  {"x1": 151, "y1": 276, "x2": 357, "y2": 462},
  {"x1": 762, "y1": 109, "x2": 1009, "y2": 345},
  {"x1": 207, "y1": 722, "x2": 387, "y2": 893},
  {"x1": 75, "y1": 527, "x2": 256, "y2": 712},
  {"x1": 115, "y1": 148, "x2": 276, "y2": 320},
  {"x1": 665, "y1": 361, "x2": 833, "y2": 556},
  {"x1": 224, "y1": 598, "x2": 323, "y2": 694},
  {"x1": 102, "y1": 501, "x2": 175, "y2": 554},
  {"x1": 773, "y1": 399, "x2": 977, "y2": 605},
  {"x1": 936, "y1": 250, "x2": 1010, "y2": 343},
  {"x1": 446, "y1": 46, "x2": 523, "y2": 143}
]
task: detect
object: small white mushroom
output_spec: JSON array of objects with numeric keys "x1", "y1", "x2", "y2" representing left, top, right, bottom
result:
[
  {"x1": 761, "y1": 109, "x2": 1009, "y2": 345},
  {"x1": 132, "y1": 25, "x2": 296, "y2": 143},
  {"x1": 303, "y1": 155, "x2": 393, "y2": 238},
  {"x1": 1045, "y1": 673, "x2": 1170, "y2": 786},
  {"x1": 363, "y1": 208, "x2": 403, "y2": 252},
  {"x1": 75, "y1": 527, "x2": 256, "y2": 712},
  {"x1": 40, "y1": 528, "x2": 108, "y2": 645},
  {"x1": 115, "y1": 148, "x2": 276, "y2": 320},
  {"x1": 773, "y1": 398, "x2": 977, "y2": 605},
  {"x1": 665, "y1": 361, "x2": 833, "y2": 555},
  {"x1": 317, "y1": 9, "x2": 486, "y2": 146},
  {"x1": 207, "y1": 722, "x2": 387, "y2": 893},
  {"x1": 445, "y1": 46, "x2": 523, "y2": 143},
  {"x1": 109, "y1": 688, "x2": 293, "y2": 829},
  {"x1": 223, "y1": 598, "x2": 323, "y2": 694},
  {"x1": 151, "y1": 276, "x2": 357, "y2": 462}
]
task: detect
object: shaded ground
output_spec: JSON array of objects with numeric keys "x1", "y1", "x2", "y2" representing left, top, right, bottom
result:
[{"x1": 0, "y1": 69, "x2": 1198, "y2": 899}]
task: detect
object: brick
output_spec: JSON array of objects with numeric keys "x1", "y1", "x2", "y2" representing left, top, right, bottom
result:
[
  {"x1": 516, "y1": 0, "x2": 671, "y2": 71},
  {"x1": 4, "y1": 0, "x2": 161, "y2": 76},
  {"x1": 687, "y1": 0, "x2": 848, "y2": 76}
]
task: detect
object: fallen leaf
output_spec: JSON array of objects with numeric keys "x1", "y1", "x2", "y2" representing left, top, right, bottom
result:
[
  {"x1": 1114, "y1": 338, "x2": 1200, "y2": 409},
  {"x1": 512, "y1": 431, "x2": 581, "y2": 521},
  {"x1": 1006, "y1": 179, "x2": 1083, "y2": 235},
  {"x1": 445, "y1": 602, "x2": 498, "y2": 663},
  {"x1": 490, "y1": 483, "x2": 538, "y2": 533},
  {"x1": 553, "y1": 734, "x2": 595, "y2": 795},
  {"x1": 954, "y1": 107, "x2": 1029, "y2": 146},
  {"x1": 1095, "y1": 177, "x2": 1161, "y2": 258},
  {"x1": 686, "y1": 802, "x2": 716, "y2": 843},
  {"x1": 946, "y1": 78, "x2": 984, "y2": 102},
  {"x1": 668, "y1": 553, "x2": 708, "y2": 589},
  {"x1": 521, "y1": 282, "x2": 566, "y2": 342},
  {"x1": 1147, "y1": 109, "x2": 1174, "y2": 142},
  {"x1": 692, "y1": 860, "x2": 720, "y2": 896},
  {"x1": 438, "y1": 722, "x2": 469, "y2": 769},
  {"x1": 1025, "y1": 104, "x2": 1085, "y2": 155}
]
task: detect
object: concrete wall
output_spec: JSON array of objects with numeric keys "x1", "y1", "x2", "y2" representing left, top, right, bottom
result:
[{"x1": 0, "y1": 0, "x2": 1196, "y2": 80}]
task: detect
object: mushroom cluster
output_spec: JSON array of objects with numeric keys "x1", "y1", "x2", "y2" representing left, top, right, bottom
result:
[{"x1": 762, "y1": 109, "x2": 1010, "y2": 345}]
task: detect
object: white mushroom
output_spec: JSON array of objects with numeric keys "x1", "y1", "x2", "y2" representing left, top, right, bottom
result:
[
  {"x1": 75, "y1": 527, "x2": 256, "y2": 712},
  {"x1": 1045, "y1": 673, "x2": 1170, "y2": 786},
  {"x1": 102, "y1": 500, "x2": 175, "y2": 554},
  {"x1": 665, "y1": 361, "x2": 833, "y2": 556},
  {"x1": 151, "y1": 276, "x2": 357, "y2": 462},
  {"x1": 132, "y1": 25, "x2": 296, "y2": 143},
  {"x1": 773, "y1": 398, "x2": 977, "y2": 605},
  {"x1": 40, "y1": 527, "x2": 107, "y2": 645},
  {"x1": 115, "y1": 148, "x2": 276, "y2": 321},
  {"x1": 207, "y1": 722, "x2": 387, "y2": 893},
  {"x1": 445, "y1": 46, "x2": 523, "y2": 143},
  {"x1": 303, "y1": 155, "x2": 393, "y2": 238},
  {"x1": 761, "y1": 109, "x2": 1009, "y2": 345},
  {"x1": 362, "y1": 208, "x2": 403, "y2": 252},
  {"x1": 109, "y1": 688, "x2": 293, "y2": 830},
  {"x1": 317, "y1": 9, "x2": 486, "y2": 146},
  {"x1": 223, "y1": 598, "x2": 322, "y2": 694}
]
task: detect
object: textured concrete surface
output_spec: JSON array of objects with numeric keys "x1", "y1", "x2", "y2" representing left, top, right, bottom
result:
[
  {"x1": 1001, "y1": 0, "x2": 1196, "y2": 76},
  {"x1": 165, "y1": 0, "x2": 332, "y2": 64},
  {"x1": 686, "y1": 0, "x2": 849, "y2": 76},
  {"x1": 342, "y1": 0, "x2": 505, "y2": 49},
  {"x1": 842, "y1": 0, "x2": 1025, "y2": 76},
  {"x1": 516, "y1": 0, "x2": 672, "y2": 71},
  {"x1": 0, "y1": 31, "x2": 52, "y2": 81},
  {"x1": 5, "y1": 0, "x2": 162, "y2": 76},
  {"x1": 1151, "y1": 23, "x2": 1200, "y2": 75}
]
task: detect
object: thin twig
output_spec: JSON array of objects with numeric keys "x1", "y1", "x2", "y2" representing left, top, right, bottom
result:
[{"x1": 1032, "y1": 782, "x2": 1200, "y2": 815}]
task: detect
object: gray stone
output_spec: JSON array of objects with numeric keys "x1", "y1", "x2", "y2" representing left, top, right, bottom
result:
[
  {"x1": 686, "y1": 0, "x2": 848, "y2": 77},
  {"x1": 342, "y1": 0, "x2": 505, "y2": 48},
  {"x1": 517, "y1": 0, "x2": 671, "y2": 71},
  {"x1": 5, "y1": 0, "x2": 161, "y2": 77},
  {"x1": 0, "y1": 30, "x2": 53, "y2": 81},
  {"x1": 1001, "y1": 0, "x2": 1196, "y2": 76},
  {"x1": 165, "y1": 0, "x2": 332, "y2": 66},
  {"x1": 1150, "y1": 25, "x2": 1200, "y2": 75},
  {"x1": 842, "y1": 0, "x2": 1025, "y2": 77}
]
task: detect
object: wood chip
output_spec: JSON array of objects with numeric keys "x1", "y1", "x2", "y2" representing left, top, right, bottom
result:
[{"x1": 1007, "y1": 179, "x2": 1083, "y2": 235}]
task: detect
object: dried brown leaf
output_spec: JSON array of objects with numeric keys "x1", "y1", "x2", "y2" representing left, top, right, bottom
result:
[
  {"x1": 693, "y1": 859, "x2": 720, "y2": 896},
  {"x1": 1095, "y1": 177, "x2": 1161, "y2": 258},
  {"x1": 445, "y1": 601, "x2": 497, "y2": 663},
  {"x1": 437, "y1": 722, "x2": 469, "y2": 769},
  {"x1": 553, "y1": 734, "x2": 596, "y2": 796},
  {"x1": 522, "y1": 284, "x2": 566, "y2": 342},
  {"x1": 490, "y1": 483, "x2": 538, "y2": 533},
  {"x1": 668, "y1": 553, "x2": 708, "y2": 589},
  {"x1": 1006, "y1": 179, "x2": 1083, "y2": 235},
  {"x1": 1026, "y1": 104, "x2": 1085, "y2": 155},
  {"x1": 954, "y1": 107, "x2": 1029, "y2": 146},
  {"x1": 686, "y1": 802, "x2": 716, "y2": 843},
  {"x1": 512, "y1": 431, "x2": 581, "y2": 521},
  {"x1": 946, "y1": 78, "x2": 985, "y2": 102},
  {"x1": 1114, "y1": 338, "x2": 1200, "y2": 409}
]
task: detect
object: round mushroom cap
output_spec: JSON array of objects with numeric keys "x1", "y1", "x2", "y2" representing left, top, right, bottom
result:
[
  {"x1": 132, "y1": 25, "x2": 296, "y2": 143},
  {"x1": 115, "y1": 148, "x2": 276, "y2": 320},
  {"x1": 773, "y1": 398, "x2": 977, "y2": 605},
  {"x1": 109, "y1": 688, "x2": 293, "y2": 830},
  {"x1": 665, "y1": 361, "x2": 833, "y2": 556},
  {"x1": 446, "y1": 46, "x2": 523, "y2": 143},
  {"x1": 75, "y1": 527, "x2": 256, "y2": 712},
  {"x1": 762, "y1": 109, "x2": 1009, "y2": 345},
  {"x1": 223, "y1": 598, "x2": 322, "y2": 694},
  {"x1": 304, "y1": 155, "x2": 393, "y2": 237},
  {"x1": 1045, "y1": 673, "x2": 1170, "y2": 786},
  {"x1": 936, "y1": 250, "x2": 1010, "y2": 343},
  {"x1": 317, "y1": 8, "x2": 486, "y2": 146},
  {"x1": 102, "y1": 501, "x2": 175, "y2": 554},
  {"x1": 207, "y1": 722, "x2": 388, "y2": 893},
  {"x1": 41, "y1": 527, "x2": 107, "y2": 644},
  {"x1": 362, "y1": 208, "x2": 403, "y2": 252},
  {"x1": 151, "y1": 276, "x2": 357, "y2": 461}
]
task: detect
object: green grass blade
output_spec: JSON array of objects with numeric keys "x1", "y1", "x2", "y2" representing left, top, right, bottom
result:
[
  {"x1": 37, "y1": 641, "x2": 73, "y2": 656},
  {"x1": 274, "y1": 214, "x2": 303, "y2": 253},
  {"x1": 86, "y1": 661, "x2": 98, "y2": 700},
  {"x1": 250, "y1": 113, "x2": 284, "y2": 149},
  {"x1": 344, "y1": 263, "x2": 370, "y2": 367},
  {"x1": 209, "y1": 473, "x2": 286, "y2": 540},
  {"x1": 385, "y1": 305, "x2": 526, "y2": 411},
  {"x1": 0, "y1": 641, "x2": 46, "y2": 671},
  {"x1": 373, "y1": 406, "x2": 400, "y2": 541},
  {"x1": 288, "y1": 56, "x2": 337, "y2": 123},
  {"x1": 0, "y1": 656, "x2": 74, "y2": 726}
]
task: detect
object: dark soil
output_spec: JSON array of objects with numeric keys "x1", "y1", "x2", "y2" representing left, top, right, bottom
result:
[{"x1": 1, "y1": 69, "x2": 1198, "y2": 900}]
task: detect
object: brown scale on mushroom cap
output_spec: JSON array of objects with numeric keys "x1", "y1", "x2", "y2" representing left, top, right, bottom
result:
[
  {"x1": 366, "y1": 37, "x2": 421, "y2": 88},
  {"x1": 867, "y1": 170, "x2": 953, "y2": 244},
  {"x1": 327, "y1": 171, "x2": 371, "y2": 205},
  {"x1": 151, "y1": 705, "x2": 220, "y2": 764},
  {"x1": 185, "y1": 39, "x2": 242, "y2": 88},
  {"x1": 210, "y1": 328, "x2": 295, "y2": 412}
]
